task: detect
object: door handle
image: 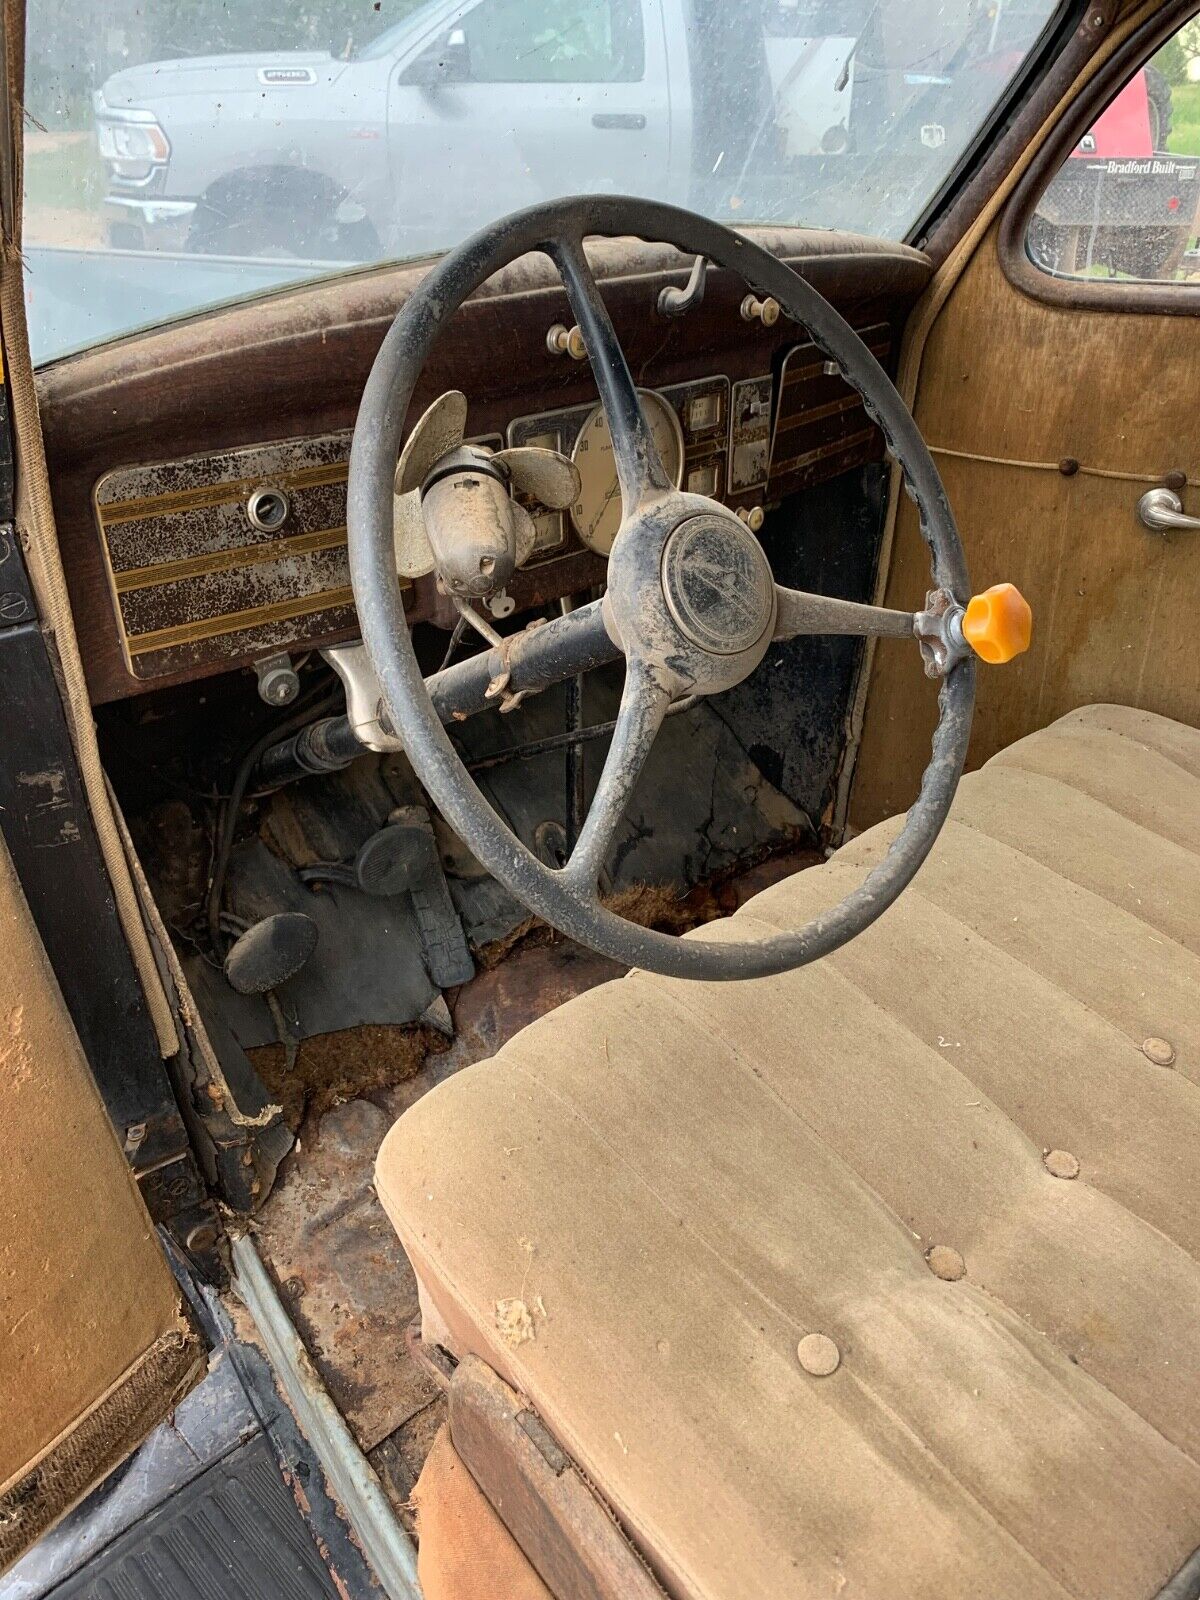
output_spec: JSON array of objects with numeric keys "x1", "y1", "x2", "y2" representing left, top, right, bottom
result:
[
  {"x1": 1137, "y1": 487, "x2": 1200, "y2": 534},
  {"x1": 591, "y1": 112, "x2": 646, "y2": 130}
]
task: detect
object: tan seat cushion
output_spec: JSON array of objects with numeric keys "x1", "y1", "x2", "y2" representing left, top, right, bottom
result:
[
  {"x1": 413, "y1": 1425, "x2": 553, "y2": 1600},
  {"x1": 376, "y1": 705, "x2": 1200, "y2": 1600}
]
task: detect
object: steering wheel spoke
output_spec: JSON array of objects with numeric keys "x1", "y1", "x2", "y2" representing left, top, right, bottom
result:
[
  {"x1": 550, "y1": 235, "x2": 672, "y2": 516},
  {"x1": 773, "y1": 587, "x2": 919, "y2": 642},
  {"x1": 561, "y1": 657, "x2": 671, "y2": 892}
]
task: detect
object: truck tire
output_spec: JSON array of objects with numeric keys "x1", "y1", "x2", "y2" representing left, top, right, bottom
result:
[
  {"x1": 1096, "y1": 224, "x2": 1188, "y2": 281},
  {"x1": 187, "y1": 167, "x2": 376, "y2": 261},
  {"x1": 1144, "y1": 65, "x2": 1173, "y2": 150}
]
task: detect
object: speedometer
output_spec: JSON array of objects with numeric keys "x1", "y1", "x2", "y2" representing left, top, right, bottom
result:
[{"x1": 569, "y1": 390, "x2": 685, "y2": 555}]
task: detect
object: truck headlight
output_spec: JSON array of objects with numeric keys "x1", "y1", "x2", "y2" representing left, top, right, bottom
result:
[{"x1": 97, "y1": 120, "x2": 170, "y2": 164}]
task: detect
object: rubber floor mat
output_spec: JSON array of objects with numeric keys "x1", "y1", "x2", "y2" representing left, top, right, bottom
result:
[{"x1": 48, "y1": 1435, "x2": 337, "y2": 1600}]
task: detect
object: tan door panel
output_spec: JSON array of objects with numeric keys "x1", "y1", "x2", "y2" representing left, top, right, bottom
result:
[
  {"x1": 853, "y1": 232, "x2": 1200, "y2": 828},
  {"x1": 0, "y1": 831, "x2": 203, "y2": 1572}
]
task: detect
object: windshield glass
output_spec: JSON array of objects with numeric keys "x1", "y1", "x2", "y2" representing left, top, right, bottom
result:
[{"x1": 24, "y1": 0, "x2": 1061, "y2": 365}]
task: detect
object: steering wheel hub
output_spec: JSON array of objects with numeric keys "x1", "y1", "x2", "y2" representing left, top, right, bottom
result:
[{"x1": 661, "y1": 512, "x2": 776, "y2": 657}]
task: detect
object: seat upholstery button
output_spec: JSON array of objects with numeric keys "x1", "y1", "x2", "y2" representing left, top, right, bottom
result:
[
  {"x1": 1043, "y1": 1148, "x2": 1080, "y2": 1180},
  {"x1": 1142, "y1": 1036, "x2": 1176, "y2": 1067},
  {"x1": 926, "y1": 1245, "x2": 966, "y2": 1281},
  {"x1": 797, "y1": 1333, "x2": 840, "y2": 1376}
]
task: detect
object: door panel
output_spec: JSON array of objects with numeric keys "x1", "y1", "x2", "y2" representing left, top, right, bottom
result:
[
  {"x1": 851, "y1": 216, "x2": 1200, "y2": 828},
  {"x1": 386, "y1": 0, "x2": 670, "y2": 253},
  {"x1": 0, "y1": 830, "x2": 202, "y2": 1572}
]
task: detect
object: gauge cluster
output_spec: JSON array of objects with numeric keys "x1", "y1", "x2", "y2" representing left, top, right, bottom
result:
[
  {"x1": 84, "y1": 331, "x2": 895, "y2": 696},
  {"x1": 507, "y1": 374, "x2": 766, "y2": 564}
]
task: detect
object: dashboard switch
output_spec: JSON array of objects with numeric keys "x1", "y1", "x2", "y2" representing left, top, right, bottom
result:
[
  {"x1": 546, "y1": 323, "x2": 587, "y2": 360},
  {"x1": 740, "y1": 294, "x2": 780, "y2": 327}
]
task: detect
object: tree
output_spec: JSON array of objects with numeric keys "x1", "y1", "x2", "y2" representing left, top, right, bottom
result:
[{"x1": 1154, "y1": 34, "x2": 1189, "y2": 88}]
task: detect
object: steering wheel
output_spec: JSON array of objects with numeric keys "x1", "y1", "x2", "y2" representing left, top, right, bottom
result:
[{"x1": 348, "y1": 195, "x2": 981, "y2": 982}]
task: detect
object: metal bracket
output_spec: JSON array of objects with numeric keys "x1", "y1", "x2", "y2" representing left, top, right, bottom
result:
[
  {"x1": 323, "y1": 641, "x2": 403, "y2": 753},
  {"x1": 254, "y1": 652, "x2": 300, "y2": 707},
  {"x1": 231, "y1": 1236, "x2": 422, "y2": 1600},
  {"x1": 484, "y1": 615, "x2": 550, "y2": 713},
  {"x1": 914, "y1": 588, "x2": 970, "y2": 678},
  {"x1": 0, "y1": 522, "x2": 33, "y2": 629}
]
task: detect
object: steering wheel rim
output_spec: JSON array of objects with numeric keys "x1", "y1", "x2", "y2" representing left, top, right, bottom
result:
[{"x1": 348, "y1": 194, "x2": 975, "y2": 981}]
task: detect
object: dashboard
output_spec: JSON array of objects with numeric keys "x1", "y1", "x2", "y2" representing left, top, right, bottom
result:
[{"x1": 37, "y1": 232, "x2": 929, "y2": 705}]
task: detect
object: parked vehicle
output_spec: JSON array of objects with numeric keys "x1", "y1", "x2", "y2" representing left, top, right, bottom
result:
[
  {"x1": 92, "y1": 0, "x2": 1050, "y2": 263},
  {"x1": 95, "y1": 0, "x2": 716, "y2": 260},
  {"x1": 1029, "y1": 65, "x2": 1200, "y2": 278}
]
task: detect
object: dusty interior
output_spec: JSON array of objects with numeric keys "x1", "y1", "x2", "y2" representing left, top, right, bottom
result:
[
  {"x1": 378, "y1": 704, "x2": 1200, "y2": 1600},
  {"x1": 5, "y1": 0, "x2": 1198, "y2": 1590},
  {"x1": 239, "y1": 842, "x2": 817, "y2": 1521}
]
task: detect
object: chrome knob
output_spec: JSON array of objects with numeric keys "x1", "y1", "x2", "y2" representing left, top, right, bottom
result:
[
  {"x1": 1137, "y1": 487, "x2": 1200, "y2": 534},
  {"x1": 546, "y1": 323, "x2": 586, "y2": 360},
  {"x1": 740, "y1": 294, "x2": 780, "y2": 327}
]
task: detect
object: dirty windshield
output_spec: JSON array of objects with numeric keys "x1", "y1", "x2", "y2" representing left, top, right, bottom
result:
[{"x1": 24, "y1": 0, "x2": 1061, "y2": 363}]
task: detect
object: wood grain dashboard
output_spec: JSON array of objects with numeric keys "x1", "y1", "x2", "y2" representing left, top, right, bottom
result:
[{"x1": 36, "y1": 229, "x2": 931, "y2": 705}]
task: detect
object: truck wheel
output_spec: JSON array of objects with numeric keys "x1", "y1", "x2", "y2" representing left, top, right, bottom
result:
[
  {"x1": 187, "y1": 168, "x2": 377, "y2": 261},
  {"x1": 1144, "y1": 65, "x2": 1173, "y2": 150},
  {"x1": 1095, "y1": 224, "x2": 1187, "y2": 281}
]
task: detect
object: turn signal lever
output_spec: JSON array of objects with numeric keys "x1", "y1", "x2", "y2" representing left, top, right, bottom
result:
[{"x1": 916, "y1": 582, "x2": 1032, "y2": 676}]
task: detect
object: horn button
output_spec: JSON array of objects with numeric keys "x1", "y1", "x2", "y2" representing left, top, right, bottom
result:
[
  {"x1": 662, "y1": 512, "x2": 776, "y2": 657},
  {"x1": 605, "y1": 499, "x2": 777, "y2": 697}
]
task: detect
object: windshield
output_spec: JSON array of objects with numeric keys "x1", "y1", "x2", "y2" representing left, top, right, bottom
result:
[{"x1": 24, "y1": 0, "x2": 1062, "y2": 365}]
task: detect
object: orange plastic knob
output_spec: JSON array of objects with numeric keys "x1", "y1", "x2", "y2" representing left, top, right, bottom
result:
[{"x1": 961, "y1": 583, "x2": 1032, "y2": 664}]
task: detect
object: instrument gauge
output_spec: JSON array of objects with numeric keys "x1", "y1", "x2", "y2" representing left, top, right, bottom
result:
[{"x1": 569, "y1": 390, "x2": 685, "y2": 555}]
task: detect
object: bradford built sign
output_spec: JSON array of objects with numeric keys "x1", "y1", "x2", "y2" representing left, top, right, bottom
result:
[{"x1": 1088, "y1": 157, "x2": 1199, "y2": 179}]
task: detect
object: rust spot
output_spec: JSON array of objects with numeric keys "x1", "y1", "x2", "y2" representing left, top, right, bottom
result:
[
  {"x1": 472, "y1": 840, "x2": 819, "y2": 971},
  {"x1": 249, "y1": 1021, "x2": 447, "y2": 1130}
]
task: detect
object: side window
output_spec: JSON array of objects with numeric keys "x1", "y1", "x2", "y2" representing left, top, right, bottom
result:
[
  {"x1": 463, "y1": 0, "x2": 644, "y2": 84},
  {"x1": 1026, "y1": 21, "x2": 1200, "y2": 284}
]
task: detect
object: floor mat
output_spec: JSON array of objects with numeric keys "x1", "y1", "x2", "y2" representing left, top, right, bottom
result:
[
  {"x1": 1, "y1": 1289, "x2": 372, "y2": 1600},
  {"x1": 46, "y1": 1435, "x2": 336, "y2": 1600}
]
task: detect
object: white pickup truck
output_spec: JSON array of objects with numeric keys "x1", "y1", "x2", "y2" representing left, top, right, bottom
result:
[{"x1": 91, "y1": 0, "x2": 892, "y2": 260}]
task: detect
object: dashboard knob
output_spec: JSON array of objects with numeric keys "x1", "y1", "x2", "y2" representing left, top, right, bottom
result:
[
  {"x1": 740, "y1": 294, "x2": 780, "y2": 327},
  {"x1": 546, "y1": 323, "x2": 587, "y2": 360},
  {"x1": 961, "y1": 583, "x2": 1033, "y2": 664}
]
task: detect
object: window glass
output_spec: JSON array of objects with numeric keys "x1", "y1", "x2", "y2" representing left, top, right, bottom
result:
[
  {"x1": 465, "y1": 0, "x2": 643, "y2": 82},
  {"x1": 24, "y1": 0, "x2": 1064, "y2": 366},
  {"x1": 1026, "y1": 19, "x2": 1200, "y2": 284}
]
